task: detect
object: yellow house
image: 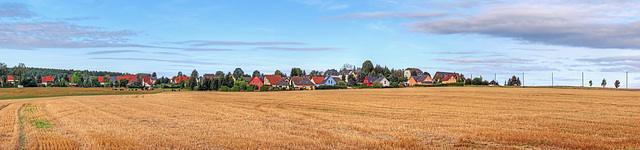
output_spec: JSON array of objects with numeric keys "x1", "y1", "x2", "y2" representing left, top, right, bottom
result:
[{"x1": 441, "y1": 75, "x2": 457, "y2": 84}]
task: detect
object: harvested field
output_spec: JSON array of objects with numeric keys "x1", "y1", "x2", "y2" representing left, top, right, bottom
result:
[
  {"x1": 0, "y1": 87, "x2": 638, "y2": 149},
  {"x1": 0, "y1": 87, "x2": 158, "y2": 100}
]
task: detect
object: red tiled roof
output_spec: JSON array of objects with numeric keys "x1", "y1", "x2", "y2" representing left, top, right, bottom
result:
[
  {"x1": 311, "y1": 76, "x2": 324, "y2": 84},
  {"x1": 143, "y1": 76, "x2": 151, "y2": 83},
  {"x1": 172, "y1": 76, "x2": 190, "y2": 83},
  {"x1": 124, "y1": 75, "x2": 137, "y2": 82},
  {"x1": 98, "y1": 76, "x2": 104, "y2": 82},
  {"x1": 442, "y1": 75, "x2": 456, "y2": 81},
  {"x1": 263, "y1": 75, "x2": 282, "y2": 85},
  {"x1": 42, "y1": 76, "x2": 54, "y2": 82}
]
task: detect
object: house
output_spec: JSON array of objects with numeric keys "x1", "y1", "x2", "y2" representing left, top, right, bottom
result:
[
  {"x1": 317, "y1": 76, "x2": 342, "y2": 87},
  {"x1": 296, "y1": 78, "x2": 316, "y2": 90},
  {"x1": 263, "y1": 75, "x2": 283, "y2": 87},
  {"x1": 150, "y1": 77, "x2": 157, "y2": 84},
  {"x1": 441, "y1": 75, "x2": 458, "y2": 84},
  {"x1": 434, "y1": 72, "x2": 462, "y2": 83},
  {"x1": 124, "y1": 75, "x2": 138, "y2": 83},
  {"x1": 489, "y1": 80, "x2": 499, "y2": 86},
  {"x1": 273, "y1": 79, "x2": 290, "y2": 90},
  {"x1": 203, "y1": 74, "x2": 216, "y2": 79},
  {"x1": 98, "y1": 76, "x2": 106, "y2": 85},
  {"x1": 290, "y1": 76, "x2": 315, "y2": 90},
  {"x1": 172, "y1": 76, "x2": 190, "y2": 83},
  {"x1": 408, "y1": 75, "x2": 433, "y2": 86},
  {"x1": 310, "y1": 76, "x2": 324, "y2": 85},
  {"x1": 324, "y1": 69, "x2": 339, "y2": 76},
  {"x1": 110, "y1": 76, "x2": 118, "y2": 83},
  {"x1": 363, "y1": 76, "x2": 390, "y2": 87},
  {"x1": 41, "y1": 76, "x2": 54, "y2": 84},
  {"x1": 404, "y1": 68, "x2": 423, "y2": 79},
  {"x1": 247, "y1": 76, "x2": 264, "y2": 89},
  {"x1": 143, "y1": 76, "x2": 152, "y2": 86}
]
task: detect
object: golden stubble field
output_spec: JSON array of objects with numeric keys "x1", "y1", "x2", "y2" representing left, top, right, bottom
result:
[{"x1": 0, "y1": 87, "x2": 639, "y2": 149}]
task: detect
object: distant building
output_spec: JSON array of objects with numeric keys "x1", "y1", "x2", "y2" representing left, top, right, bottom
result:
[{"x1": 404, "y1": 68, "x2": 423, "y2": 79}]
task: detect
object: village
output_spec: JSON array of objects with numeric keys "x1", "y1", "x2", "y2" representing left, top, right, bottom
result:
[{"x1": 0, "y1": 61, "x2": 466, "y2": 91}]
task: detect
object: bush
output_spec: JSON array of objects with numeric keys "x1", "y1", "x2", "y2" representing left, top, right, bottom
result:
[
  {"x1": 373, "y1": 81, "x2": 382, "y2": 88},
  {"x1": 221, "y1": 86, "x2": 228, "y2": 92},
  {"x1": 337, "y1": 81, "x2": 347, "y2": 87},
  {"x1": 231, "y1": 86, "x2": 240, "y2": 92},
  {"x1": 260, "y1": 85, "x2": 269, "y2": 91},
  {"x1": 390, "y1": 82, "x2": 399, "y2": 88},
  {"x1": 247, "y1": 85, "x2": 254, "y2": 92},
  {"x1": 316, "y1": 85, "x2": 347, "y2": 90}
]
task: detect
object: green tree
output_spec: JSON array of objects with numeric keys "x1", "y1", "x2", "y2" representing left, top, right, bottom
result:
[
  {"x1": 347, "y1": 74, "x2": 357, "y2": 86},
  {"x1": 411, "y1": 71, "x2": 418, "y2": 76},
  {"x1": 615, "y1": 80, "x2": 620, "y2": 89},
  {"x1": 309, "y1": 70, "x2": 318, "y2": 76},
  {"x1": 274, "y1": 70, "x2": 283, "y2": 76},
  {"x1": 71, "y1": 72, "x2": 82, "y2": 85},
  {"x1": 337, "y1": 81, "x2": 347, "y2": 87},
  {"x1": 601, "y1": 78, "x2": 607, "y2": 88},
  {"x1": 191, "y1": 69, "x2": 199, "y2": 78},
  {"x1": 119, "y1": 78, "x2": 129, "y2": 87},
  {"x1": 290, "y1": 68, "x2": 302, "y2": 77},
  {"x1": 589, "y1": 80, "x2": 593, "y2": 87},
  {"x1": 12, "y1": 63, "x2": 28, "y2": 85},
  {"x1": 373, "y1": 81, "x2": 382, "y2": 88},
  {"x1": 0, "y1": 62, "x2": 7, "y2": 85},
  {"x1": 252, "y1": 70, "x2": 261, "y2": 77},
  {"x1": 215, "y1": 71, "x2": 225, "y2": 78},
  {"x1": 233, "y1": 68, "x2": 244, "y2": 78},
  {"x1": 361, "y1": 60, "x2": 373, "y2": 74},
  {"x1": 151, "y1": 72, "x2": 157, "y2": 78}
]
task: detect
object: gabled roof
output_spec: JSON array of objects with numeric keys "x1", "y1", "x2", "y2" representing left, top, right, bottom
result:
[
  {"x1": 311, "y1": 76, "x2": 324, "y2": 84},
  {"x1": 275, "y1": 79, "x2": 290, "y2": 86},
  {"x1": 203, "y1": 74, "x2": 216, "y2": 79},
  {"x1": 374, "y1": 77, "x2": 387, "y2": 82},
  {"x1": 290, "y1": 76, "x2": 304, "y2": 85},
  {"x1": 124, "y1": 75, "x2": 138, "y2": 82},
  {"x1": 412, "y1": 75, "x2": 431, "y2": 82},
  {"x1": 42, "y1": 76, "x2": 54, "y2": 82},
  {"x1": 434, "y1": 72, "x2": 460, "y2": 79},
  {"x1": 150, "y1": 77, "x2": 157, "y2": 80},
  {"x1": 110, "y1": 76, "x2": 117, "y2": 82},
  {"x1": 263, "y1": 75, "x2": 283, "y2": 85},
  {"x1": 98, "y1": 76, "x2": 105, "y2": 82},
  {"x1": 442, "y1": 75, "x2": 456, "y2": 81},
  {"x1": 297, "y1": 78, "x2": 315, "y2": 85},
  {"x1": 324, "y1": 69, "x2": 339, "y2": 76},
  {"x1": 7, "y1": 75, "x2": 15, "y2": 80},
  {"x1": 331, "y1": 77, "x2": 342, "y2": 83},
  {"x1": 365, "y1": 76, "x2": 379, "y2": 84},
  {"x1": 405, "y1": 68, "x2": 422, "y2": 73},
  {"x1": 143, "y1": 76, "x2": 151, "y2": 82}
]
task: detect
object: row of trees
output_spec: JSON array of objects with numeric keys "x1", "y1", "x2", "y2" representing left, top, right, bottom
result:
[{"x1": 588, "y1": 79, "x2": 622, "y2": 88}]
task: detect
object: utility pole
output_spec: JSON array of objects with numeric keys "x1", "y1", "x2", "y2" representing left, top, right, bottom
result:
[
  {"x1": 494, "y1": 73, "x2": 496, "y2": 82},
  {"x1": 471, "y1": 74, "x2": 473, "y2": 85},
  {"x1": 522, "y1": 73, "x2": 525, "y2": 87},
  {"x1": 582, "y1": 72, "x2": 584, "y2": 87},
  {"x1": 627, "y1": 71, "x2": 629, "y2": 89},
  {"x1": 552, "y1": 72, "x2": 554, "y2": 88}
]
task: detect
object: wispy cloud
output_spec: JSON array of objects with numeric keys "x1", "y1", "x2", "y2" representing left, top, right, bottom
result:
[
  {"x1": 407, "y1": 1, "x2": 640, "y2": 50},
  {"x1": 87, "y1": 50, "x2": 144, "y2": 55},
  {"x1": 92, "y1": 57, "x2": 222, "y2": 65},
  {"x1": 332, "y1": 11, "x2": 448, "y2": 20},
  {"x1": 170, "y1": 40, "x2": 306, "y2": 46},
  {"x1": 577, "y1": 55, "x2": 640, "y2": 72},
  {"x1": 0, "y1": 2, "x2": 141, "y2": 50},
  {"x1": 0, "y1": 2, "x2": 36, "y2": 18},
  {"x1": 511, "y1": 48, "x2": 558, "y2": 52},
  {"x1": 255, "y1": 47, "x2": 343, "y2": 51},
  {"x1": 182, "y1": 48, "x2": 234, "y2": 51},
  {"x1": 434, "y1": 57, "x2": 532, "y2": 65},
  {"x1": 435, "y1": 51, "x2": 477, "y2": 54}
]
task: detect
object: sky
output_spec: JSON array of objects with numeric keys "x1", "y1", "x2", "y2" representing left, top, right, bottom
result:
[{"x1": 1, "y1": 0, "x2": 639, "y2": 88}]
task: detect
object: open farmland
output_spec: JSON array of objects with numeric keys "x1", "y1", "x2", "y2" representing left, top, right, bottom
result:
[
  {"x1": 0, "y1": 87, "x2": 639, "y2": 149},
  {"x1": 0, "y1": 87, "x2": 158, "y2": 100}
]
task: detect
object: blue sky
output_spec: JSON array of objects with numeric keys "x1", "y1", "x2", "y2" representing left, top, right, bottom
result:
[{"x1": 1, "y1": 0, "x2": 640, "y2": 88}]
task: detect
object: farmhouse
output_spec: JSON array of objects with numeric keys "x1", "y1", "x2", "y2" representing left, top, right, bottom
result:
[
  {"x1": 324, "y1": 69, "x2": 339, "y2": 76},
  {"x1": 311, "y1": 76, "x2": 324, "y2": 85},
  {"x1": 248, "y1": 76, "x2": 264, "y2": 88},
  {"x1": 172, "y1": 76, "x2": 190, "y2": 83},
  {"x1": 263, "y1": 75, "x2": 283, "y2": 87},
  {"x1": 41, "y1": 76, "x2": 54, "y2": 85},
  {"x1": 408, "y1": 75, "x2": 433, "y2": 86},
  {"x1": 273, "y1": 79, "x2": 290, "y2": 89},
  {"x1": 404, "y1": 68, "x2": 423, "y2": 79},
  {"x1": 317, "y1": 76, "x2": 342, "y2": 87},
  {"x1": 363, "y1": 76, "x2": 390, "y2": 87},
  {"x1": 296, "y1": 78, "x2": 316, "y2": 90},
  {"x1": 434, "y1": 72, "x2": 462, "y2": 84}
]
